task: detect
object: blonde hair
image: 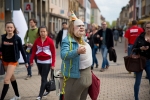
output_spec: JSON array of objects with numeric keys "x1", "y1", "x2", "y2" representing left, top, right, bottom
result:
[
  {"x1": 92, "y1": 23, "x2": 98, "y2": 30},
  {"x1": 68, "y1": 21, "x2": 85, "y2": 45}
]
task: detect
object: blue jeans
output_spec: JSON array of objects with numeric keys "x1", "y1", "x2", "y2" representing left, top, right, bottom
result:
[
  {"x1": 92, "y1": 45, "x2": 98, "y2": 67},
  {"x1": 101, "y1": 45, "x2": 109, "y2": 69},
  {"x1": 26, "y1": 51, "x2": 37, "y2": 76},
  {"x1": 128, "y1": 44, "x2": 133, "y2": 56},
  {"x1": 134, "y1": 60, "x2": 150, "y2": 100}
]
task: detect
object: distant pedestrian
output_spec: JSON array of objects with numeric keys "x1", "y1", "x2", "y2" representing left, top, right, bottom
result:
[
  {"x1": 124, "y1": 20, "x2": 143, "y2": 75},
  {"x1": 56, "y1": 22, "x2": 68, "y2": 49},
  {"x1": 118, "y1": 28, "x2": 123, "y2": 43},
  {"x1": 24, "y1": 18, "x2": 39, "y2": 80},
  {"x1": 132, "y1": 21, "x2": 150, "y2": 100},
  {"x1": 0, "y1": 22, "x2": 28, "y2": 100},
  {"x1": 113, "y1": 27, "x2": 119, "y2": 46},
  {"x1": 98, "y1": 21, "x2": 114, "y2": 72},
  {"x1": 89, "y1": 23, "x2": 100, "y2": 70},
  {"x1": 30, "y1": 26, "x2": 56, "y2": 100},
  {"x1": 60, "y1": 11, "x2": 92, "y2": 100}
]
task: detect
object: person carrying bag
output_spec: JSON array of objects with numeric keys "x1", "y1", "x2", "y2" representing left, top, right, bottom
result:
[{"x1": 127, "y1": 22, "x2": 150, "y2": 100}]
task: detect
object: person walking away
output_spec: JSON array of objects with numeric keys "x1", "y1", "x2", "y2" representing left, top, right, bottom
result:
[
  {"x1": 132, "y1": 22, "x2": 150, "y2": 100},
  {"x1": 61, "y1": 11, "x2": 92, "y2": 100},
  {"x1": 113, "y1": 27, "x2": 119, "y2": 46},
  {"x1": 118, "y1": 28, "x2": 123, "y2": 43},
  {"x1": 98, "y1": 21, "x2": 114, "y2": 72},
  {"x1": 30, "y1": 26, "x2": 56, "y2": 100},
  {"x1": 24, "y1": 18, "x2": 39, "y2": 80},
  {"x1": 56, "y1": 22, "x2": 68, "y2": 49},
  {"x1": 124, "y1": 20, "x2": 143, "y2": 75},
  {"x1": 0, "y1": 22, "x2": 28, "y2": 100},
  {"x1": 89, "y1": 23, "x2": 100, "y2": 70}
]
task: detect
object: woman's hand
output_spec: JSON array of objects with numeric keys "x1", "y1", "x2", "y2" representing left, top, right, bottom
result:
[
  {"x1": 51, "y1": 66, "x2": 55, "y2": 69},
  {"x1": 25, "y1": 63, "x2": 28, "y2": 68},
  {"x1": 30, "y1": 63, "x2": 33, "y2": 67},
  {"x1": 100, "y1": 37, "x2": 103, "y2": 41},
  {"x1": 77, "y1": 46, "x2": 86, "y2": 54},
  {"x1": 140, "y1": 46, "x2": 149, "y2": 51}
]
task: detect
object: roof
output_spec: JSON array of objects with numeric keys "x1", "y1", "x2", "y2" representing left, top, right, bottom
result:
[{"x1": 90, "y1": 0, "x2": 98, "y2": 8}]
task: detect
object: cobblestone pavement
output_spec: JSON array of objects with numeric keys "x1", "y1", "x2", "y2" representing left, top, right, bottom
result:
[{"x1": 0, "y1": 40, "x2": 150, "y2": 100}]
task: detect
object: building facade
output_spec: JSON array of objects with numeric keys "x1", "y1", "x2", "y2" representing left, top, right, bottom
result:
[
  {"x1": 78, "y1": 0, "x2": 86, "y2": 22},
  {"x1": 49, "y1": 0, "x2": 69, "y2": 34},
  {"x1": 119, "y1": 5, "x2": 129, "y2": 28},
  {"x1": 84, "y1": 0, "x2": 91, "y2": 28},
  {"x1": 90, "y1": 0, "x2": 101, "y2": 26}
]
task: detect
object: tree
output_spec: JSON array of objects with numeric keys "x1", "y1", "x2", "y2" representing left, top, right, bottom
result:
[
  {"x1": 106, "y1": 21, "x2": 111, "y2": 28},
  {"x1": 111, "y1": 20, "x2": 117, "y2": 28}
]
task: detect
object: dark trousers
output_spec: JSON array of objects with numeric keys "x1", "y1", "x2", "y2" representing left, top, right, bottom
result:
[
  {"x1": 26, "y1": 51, "x2": 37, "y2": 76},
  {"x1": 37, "y1": 63, "x2": 51, "y2": 98}
]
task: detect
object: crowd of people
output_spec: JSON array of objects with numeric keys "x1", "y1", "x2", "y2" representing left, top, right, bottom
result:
[{"x1": 0, "y1": 11, "x2": 149, "y2": 100}]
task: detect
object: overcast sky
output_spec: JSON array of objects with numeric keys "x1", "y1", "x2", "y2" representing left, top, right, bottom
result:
[{"x1": 95, "y1": 0, "x2": 129, "y2": 24}]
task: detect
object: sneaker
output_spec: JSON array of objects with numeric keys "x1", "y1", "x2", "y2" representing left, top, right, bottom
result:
[
  {"x1": 10, "y1": 96, "x2": 21, "y2": 100},
  {"x1": 36, "y1": 96, "x2": 41, "y2": 100},
  {"x1": 100, "y1": 68, "x2": 105, "y2": 72},
  {"x1": 25, "y1": 75, "x2": 31, "y2": 80},
  {"x1": 43, "y1": 91, "x2": 50, "y2": 96}
]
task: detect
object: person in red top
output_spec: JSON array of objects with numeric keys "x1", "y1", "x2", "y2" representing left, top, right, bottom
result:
[
  {"x1": 124, "y1": 20, "x2": 144, "y2": 54},
  {"x1": 124, "y1": 20, "x2": 144, "y2": 75},
  {"x1": 30, "y1": 26, "x2": 56, "y2": 100}
]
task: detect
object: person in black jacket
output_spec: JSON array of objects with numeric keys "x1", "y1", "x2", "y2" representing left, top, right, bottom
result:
[
  {"x1": 0, "y1": 22, "x2": 28, "y2": 100},
  {"x1": 56, "y1": 22, "x2": 68, "y2": 49},
  {"x1": 132, "y1": 22, "x2": 150, "y2": 100},
  {"x1": 98, "y1": 21, "x2": 114, "y2": 72},
  {"x1": 89, "y1": 23, "x2": 100, "y2": 70}
]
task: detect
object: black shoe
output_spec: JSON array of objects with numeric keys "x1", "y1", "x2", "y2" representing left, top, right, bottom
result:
[
  {"x1": 96, "y1": 64, "x2": 98, "y2": 68},
  {"x1": 91, "y1": 66, "x2": 93, "y2": 70}
]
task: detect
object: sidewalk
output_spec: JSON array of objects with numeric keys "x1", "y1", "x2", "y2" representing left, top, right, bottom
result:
[{"x1": 0, "y1": 41, "x2": 150, "y2": 100}]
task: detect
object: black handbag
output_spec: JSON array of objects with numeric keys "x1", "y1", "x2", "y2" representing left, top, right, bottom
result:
[
  {"x1": 124, "y1": 54, "x2": 146, "y2": 72},
  {"x1": 46, "y1": 69, "x2": 56, "y2": 92},
  {"x1": 0, "y1": 60, "x2": 5, "y2": 75}
]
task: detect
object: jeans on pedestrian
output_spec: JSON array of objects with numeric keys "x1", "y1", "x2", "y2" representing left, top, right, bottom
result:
[
  {"x1": 26, "y1": 52, "x2": 32, "y2": 76},
  {"x1": 92, "y1": 45, "x2": 98, "y2": 67},
  {"x1": 134, "y1": 60, "x2": 150, "y2": 100},
  {"x1": 128, "y1": 44, "x2": 133, "y2": 56},
  {"x1": 101, "y1": 45, "x2": 109, "y2": 69}
]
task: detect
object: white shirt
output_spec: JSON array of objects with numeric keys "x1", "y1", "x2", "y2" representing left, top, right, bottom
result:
[
  {"x1": 79, "y1": 43, "x2": 92, "y2": 69},
  {"x1": 62, "y1": 30, "x2": 68, "y2": 40}
]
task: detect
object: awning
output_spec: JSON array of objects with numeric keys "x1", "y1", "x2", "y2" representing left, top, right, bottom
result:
[{"x1": 138, "y1": 17, "x2": 150, "y2": 24}]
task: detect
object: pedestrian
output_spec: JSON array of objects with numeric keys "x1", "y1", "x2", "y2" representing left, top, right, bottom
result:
[
  {"x1": 132, "y1": 21, "x2": 150, "y2": 100},
  {"x1": 124, "y1": 20, "x2": 144, "y2": 75},
  {"x1": 0, "y1": 22, "x2": 28, "y2": 100},
  {"x1": 89, "y1": 23, "x2": 100, "y2": 70},
  {"x1": 60, "y1": 11, "x2": 92, "y2": 100},
  {"x1": 86, "y1": 29, "x2": 91, "y2": 44},
  {"x1": 30, "y1": 26, "x2": 56, "y2": 100},
  {"x1": 98, "y1": 21, "x2": 114, "y2": 72},
  {"x1": 56, "y1": 22, "x2": 68, "y2": 49},
  {"x1": 24, "y1": 18, "x2": 39, "y2": 80},
  {"x1": 113, "y1": 27, "x2": 119, "y2": 46},
  {"x1": 118, "y1": 28, "x2": 123, "y2": 43}
]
